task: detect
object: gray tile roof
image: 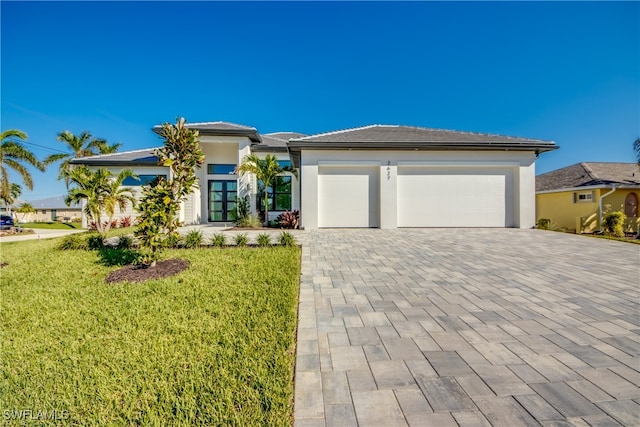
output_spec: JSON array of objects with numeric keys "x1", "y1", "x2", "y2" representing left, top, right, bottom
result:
[
  {"x1": 69, "y1": 148, "x2": 161, "y2": 166},
  {"x1": 252, "y1": 132, "x2": 307, "y2": 152},
  {"x1": 288, "y1": 124, "x2": 558, "y2": 152},
  {"x1": 153, "y1": 121, "x2": 261, "y2": 142},
  {"x1": 536, "y1": 162, "x2": 640, "y2": 192},
  {"x1": 28, "y1": 196, "x2": 81, "y2": 210}
]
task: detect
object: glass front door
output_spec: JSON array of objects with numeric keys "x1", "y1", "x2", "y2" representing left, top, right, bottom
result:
[{"x1": 209, "y1": 180, "x2": 237, "y2": 222}]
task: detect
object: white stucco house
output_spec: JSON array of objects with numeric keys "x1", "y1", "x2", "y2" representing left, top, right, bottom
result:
[{"x1": 70, "y1": 121, "x2": 558, "y2": 229}]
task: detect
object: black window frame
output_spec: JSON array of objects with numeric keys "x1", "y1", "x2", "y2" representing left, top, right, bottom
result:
[
  {"x1": 122, "y1": 174, "x2": 167, "y2": 186},
  {"x1": 258, "y1": 175, "x2": 292, "y2": 212}
]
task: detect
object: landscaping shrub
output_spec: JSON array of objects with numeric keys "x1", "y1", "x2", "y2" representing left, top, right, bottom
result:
[
  {"x1": 119, "y1": 216, "x2": 133, "y2": 228},
  {"x1": 234, "y1": 233, "x2": 248, "y2": 247},
  {"x1": 603, "y1": 211, "x2": 626, "y2": 237},
  {"x1": 537, "y1": 218, "x2": 551, "y2": 230},
  {"x1": 279, "y1": 231, "x2": 297, "y2": 247},
  {"x1": 87, "y1": 234, "x2": 105, "y2": 250},
  {"x1": 210, "y1": 233, "x2": 226, "y2": 247},
  {"x1": 117, "y1": 235, "x2": 133, "y2": 250},
  {"x1": 184, "y1": 230, "x2": 204, "y2": 248},
  {"x1": 57, "y1": 234, "x2": 89, "y2": 251},
  {"x1": 164, "y1": 233, "x2": 181, "y2": 248},
  {"x1": 276, "y1": 210, "x2": 300, "y2": 229},
  {"x1": 256, "y1": 233, "x2": 272, "y2": 247}
]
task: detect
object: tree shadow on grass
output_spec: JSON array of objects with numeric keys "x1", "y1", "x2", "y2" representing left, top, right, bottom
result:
[{"x1": 96, "y1": 248, "x2": 142, "y2": 267}]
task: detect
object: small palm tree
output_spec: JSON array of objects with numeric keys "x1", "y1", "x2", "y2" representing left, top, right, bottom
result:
[
  {"x1": 65, "y1": 166, "x2": 136, "y2": 234},
  {"x1": 46, "y1": 130, "x2": 122, "y2": 188},
  {"x1": 15, "y1": 202, "x2": 35, "y2": 225},
  {"x1": 1, "y1": 129, "x2": 45, "y2": 205},
  {"x1": 235, "y1": 154, "x2": 297, "y2": 226}
]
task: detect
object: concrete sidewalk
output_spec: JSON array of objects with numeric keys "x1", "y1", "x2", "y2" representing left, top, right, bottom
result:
[
  {"x1": 0, "y1": 228, "x2": 86, "y2": 242},
  {"x1": 294, "y1": 228, "x2": 639, "y2": 426}
]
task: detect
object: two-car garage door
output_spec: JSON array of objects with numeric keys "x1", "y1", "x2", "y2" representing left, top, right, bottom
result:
[
  {"x1": 317, "y1": 164, "x2": 513, "y2": 228},
  {"x1": 397, "y1": 167, "x2": 512, "y2": 227}
]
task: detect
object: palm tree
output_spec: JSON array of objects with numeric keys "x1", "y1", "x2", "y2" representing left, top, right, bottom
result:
[
  {"x1": 65, "y1": 166, "x2": 136, "y2": 234},
  {"x1": 235, "y1": 154, "x2": 297, "y2": 226},
  {"x1": 45, "y1": 130, "x2": 122, "y2": 188},
  {"x1": 634, "y1": 137, "x2": 640, "y2": 165},
  {"x1": 0, "y1": 129, "x2": 45, "y2": 205}
]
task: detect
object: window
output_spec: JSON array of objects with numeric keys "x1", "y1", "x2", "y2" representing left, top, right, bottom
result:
[
  {"x1": 574, "y1": 192, "x2": 593, "y2": 203},
  {"x1": 207, "y1": 164, "x2": 236, "y2": 175},
  {"x1": 122, "y1": 175, "x2": 167, "y2": 186},
  {"x1": 258, "y1": 176, "x2": 292, "y2": 211},
  {"x1": 278, "y1": 160, "x2": 292, "y2": 169}
]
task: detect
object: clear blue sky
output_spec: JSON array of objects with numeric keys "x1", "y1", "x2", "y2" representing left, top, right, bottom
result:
[{"x1": 2, "y1": 1, "x2": 638, "y2": 200}]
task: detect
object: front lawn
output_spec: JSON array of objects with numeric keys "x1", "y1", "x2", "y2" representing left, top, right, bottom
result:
[
  {"x1": 19, "y1": 221, "x2": 83, "y2": 229},
  {"x1": 0, "y1": 238, "x2": 300, "y2": 425}
]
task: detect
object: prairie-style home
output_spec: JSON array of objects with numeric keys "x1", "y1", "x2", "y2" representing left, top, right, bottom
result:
[{"x1": 71, "y1": 121, "x2": 558, "y2": 229}]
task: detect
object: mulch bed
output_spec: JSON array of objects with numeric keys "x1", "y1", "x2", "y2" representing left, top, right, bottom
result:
[{"x1": 105, "y1": 259, "x2": 189, "y2": 284}]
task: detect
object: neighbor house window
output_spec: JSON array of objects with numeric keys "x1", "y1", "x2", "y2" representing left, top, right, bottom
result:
[
  {"x1": 258, "y1": 176, "x2": 292, "y2": 211},
  {"x1": 207, "y1": 164, "x2": 236, "y2": 175},
  {"x1": 122, "y1": 175, "x2": 167, "y2": 186},
  {"x1": 278, "y1": 160, "x2": 292, "y2": 169},
  {"x1": 573, "y1": 192, "x2": 594, "y2": 203}
]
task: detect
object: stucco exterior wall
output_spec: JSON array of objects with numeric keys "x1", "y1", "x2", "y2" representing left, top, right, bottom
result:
[
  {"x1": 536, "y1": 188, "x2": 639, "y2": 233},
  {"x1": 300, "y1": 150, "x2": 537, "y2": 229}
]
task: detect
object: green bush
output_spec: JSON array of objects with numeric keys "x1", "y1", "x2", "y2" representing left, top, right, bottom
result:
[
  {"x1": 87, "y1": 234, "x2": 105, "y2": 250},
  {"x1": 603, "y1": 211, "x2": 626, "y2": 237},
  {"x1": 210, "y1": 233, "x2": 227, "y2": 247},
  {"x1": 117, "y1": 235, "x2": 133, "y2": 250},
  {"x1": 279, "y1": 231, "x2": 297, "y2": 247},
  {"x1": 256, "y1": 233, "x2": 272, "y2": 247},
  {"x1": 164, "y1": 233, "x2": 181, "y2": 248},
  {"x1": 57, "y1": 234, "x2": 89, "y2": 251},
  {"x1": 234, "y1": 233, "x2": 248, "y2": 247},
  {"x1": 184, "y1": 230, "x2": 203, "y2": 248},
  {"x1": 537, "y1": 218, "x2": 551, "y2": 230}
]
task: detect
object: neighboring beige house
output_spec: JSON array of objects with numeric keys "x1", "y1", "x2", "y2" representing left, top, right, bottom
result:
[
  {"x1": 22, "y1": 196, "x2": 82, "y2": 223},
  {"x1": 536, "y1": 162, "x2": 640, "y2": 233},
  {"x1": 71, "y1": 121, "x2": 558, "y2": 229}
]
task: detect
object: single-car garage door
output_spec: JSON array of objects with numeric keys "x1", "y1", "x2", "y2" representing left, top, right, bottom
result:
[
  {"x1": 397, "y1": 167, "x2": 514, "y2": 227},
  {"x1": 318, "y1": 166, "x2": 379, "y2": 227}
]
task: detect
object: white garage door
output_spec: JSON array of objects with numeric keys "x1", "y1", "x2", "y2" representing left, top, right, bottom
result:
[
  {"x1": 397, "y1": 167, "x2": 513, "y2": 227},
  {"x1": 318, "y1": 166, "x2": 379, "y2": 227}
]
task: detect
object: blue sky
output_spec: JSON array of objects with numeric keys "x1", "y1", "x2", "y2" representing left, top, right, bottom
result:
[{"x1": 2, "y1": 1, "x2": 638, "y2": 200}]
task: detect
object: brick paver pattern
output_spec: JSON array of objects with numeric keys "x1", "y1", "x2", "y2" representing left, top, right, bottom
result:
[{"x1": 293, "y1": 228, "x2": 639, "y2": 427}]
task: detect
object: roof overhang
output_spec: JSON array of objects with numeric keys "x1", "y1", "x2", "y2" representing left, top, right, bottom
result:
[
  {"x1": 152, "y1": 125, "x2": 262, "y2": 143},
  {"x1": 287, "y1": 141, "x2": 559, "y2": 168},
  {"x1": 537, "y1": 184, "x2": 640, "y2": 194}
]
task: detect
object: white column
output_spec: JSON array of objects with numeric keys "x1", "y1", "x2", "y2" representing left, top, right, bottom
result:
[
  {"x1": 301, "y1": 163, "x2": 319, "y2": 229},
  {"x1": 379, "y1": 161, "x2": 398, "y2": 229}
]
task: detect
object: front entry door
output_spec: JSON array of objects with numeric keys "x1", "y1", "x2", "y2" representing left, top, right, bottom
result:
[{"x1": 209, "y1": 180, "x2": 237, "y2": 222}]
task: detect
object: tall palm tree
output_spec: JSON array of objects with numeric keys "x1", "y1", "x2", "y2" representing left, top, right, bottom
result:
[
  {"x1": 45, "y1": 130, "x2": 122, "y2": 188},
  {"x1": 634, "y1": 137, "x2": 640, "y2": 165},
  {"x1": 235, "y1": 154, "x2": 297, "y2": 226},
  {"x1": 1, "y1": 129, "x2": 45, "y2": 205},
  {"x1": 65, "y1": 166, "x2": 136, "y2": 234}
]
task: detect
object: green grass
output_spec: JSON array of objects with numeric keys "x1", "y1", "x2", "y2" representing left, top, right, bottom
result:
[
  {"x1": 20, "y1": 221, "x2": 83, "y2": 230},
  {"x1": 1, "y1": 238, "x2": 301, "y2": 425}
]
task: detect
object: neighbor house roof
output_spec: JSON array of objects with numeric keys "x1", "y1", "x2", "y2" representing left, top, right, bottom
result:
[
  {"x1": 536, "y1": 162, "x2": 640, "y2": 192},
  {"x1": 152, "y1": 121, "x2": 261, "y2": 143},
  {"x1": 69, "y1": 148, "x2": 161, "y2": 166},
  {"x1": 28, "y1": 196, "x2": 81, "y2": 210},
  {"x1": 287, "y1": 124, "x2": 558, "y2": 152}
]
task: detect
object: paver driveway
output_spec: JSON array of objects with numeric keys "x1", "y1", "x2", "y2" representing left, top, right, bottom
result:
[{"x1": 294, "y1": 229, "x2": 639, "y2": 426}]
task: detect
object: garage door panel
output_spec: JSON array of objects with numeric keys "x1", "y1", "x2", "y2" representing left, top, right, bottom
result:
[
  {"x1": 318, "y1": 167, "x2": 378, "y2": 228},
  {"x1": 398, "y1": 168, "x2": 510, "y2": 227}
]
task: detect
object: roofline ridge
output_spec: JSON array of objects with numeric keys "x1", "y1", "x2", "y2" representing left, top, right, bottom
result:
[
  {"x1": 77, "y1": 147, "x2": 161, "y2": 160},
  {"x1": 296, "y1": 124, "x2": 379, "y2": 140},
  {"x1": 403, "y1": 124, "x2": 555, "y2": 143},
  {"x1": 580, "y1": 162, "x2": 597, "y2": 180}
]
